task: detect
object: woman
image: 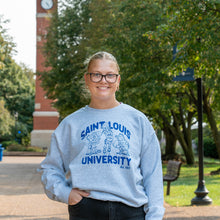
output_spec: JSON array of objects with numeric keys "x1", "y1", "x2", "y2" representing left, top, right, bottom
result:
[{"x1": 40, "y1": 51, "x2": 165, "y2": 220}]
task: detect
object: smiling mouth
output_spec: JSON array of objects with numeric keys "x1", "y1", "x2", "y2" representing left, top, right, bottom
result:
[{"x1": 97, "y1": 86, "x2": 109, "y2": 90}]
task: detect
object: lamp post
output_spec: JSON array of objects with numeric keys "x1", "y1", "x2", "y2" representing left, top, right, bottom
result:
[
  {"x1": 191, "y1": 78, "x2": 212, "y2": 205},
  {"x1": 173, "y1": 44, "x2": 212, "y2": 205}
]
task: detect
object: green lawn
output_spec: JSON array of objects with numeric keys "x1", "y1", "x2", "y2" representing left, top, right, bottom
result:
[{"x1": 163, "y1": 158, "x2": 220, "y2": 207}]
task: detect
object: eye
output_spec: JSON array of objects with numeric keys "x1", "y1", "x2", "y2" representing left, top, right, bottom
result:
[
  {"x1": 106, "y1": 74, "x2": 115, "y2": 78},
  {"x1": 93, "y1": 73, "x2": 101, "y2": 77}
]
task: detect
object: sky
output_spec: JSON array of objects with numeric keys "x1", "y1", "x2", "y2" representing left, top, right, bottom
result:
[{"x1": 0, "y1": 0, "x2": 36, "y2": 72}]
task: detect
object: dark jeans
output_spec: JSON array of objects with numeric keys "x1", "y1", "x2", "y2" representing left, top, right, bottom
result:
[{"x1": 68, "y1": 197, "x2": 145, "y2": 220}]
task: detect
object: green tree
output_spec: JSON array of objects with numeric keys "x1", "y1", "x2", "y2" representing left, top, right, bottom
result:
[
  {"x1": 0, "y1": 99, "x2": 14, "y2": 140},
  {"x1": 99, "y1": 0, "x2": 196, "y2": 164},
  {"x1": 41, "y1": 0, "x2": 197, "y2": 164},
  {"x1": 148, "y1": 0, "x2": 220, "y2": 158},
  {"x1": 41, "y1": 0, "x2": 220, "y2": 163},
  {"x1": 0, "y1": 15, "x2": 35, "y2": 140},
  {"x1": 0, "y1": 60, "x2": 35, "y2": 135},
  {"x1": 40, "y1": 0, "x2": 91, "y2": 117}
]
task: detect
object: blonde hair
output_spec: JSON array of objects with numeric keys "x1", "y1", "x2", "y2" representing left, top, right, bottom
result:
[{"x1": 85, "y1": 51, "x2": 120, "y2": 72}]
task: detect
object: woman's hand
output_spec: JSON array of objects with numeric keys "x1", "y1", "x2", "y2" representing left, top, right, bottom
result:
[{"x1": 68, "y1": 188, "x2": 90, "y2": 205}]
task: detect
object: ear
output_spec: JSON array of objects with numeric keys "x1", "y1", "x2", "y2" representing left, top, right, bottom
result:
[
  {"x1": 84, "y1": 73, "x2": 89, "y2": 85},
  {"x1": 117, "y1": 74, "x2": 121, "y2": 85},
  {"x1": 116, "y1": 75, "x2": 121, "y2": 91}
]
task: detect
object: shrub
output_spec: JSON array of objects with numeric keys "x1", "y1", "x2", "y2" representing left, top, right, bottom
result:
[
  {"x1": 7, "y1": 144, "x2": 26, "y2": 151},
  {"x1": 195, "y1": 137, "x2": 218, "y2": 159},
  {"x1": 21, "y1": 134, "x2": 31, "y2": 146},
  {"x1": 203, "y1": 137, "x2": 218, "y2": 159},
  {"x1": 6, "y1": 144, "x2": 46, "y2": 152},
  {"x1": 1, "y1": 140, "x2": 18, "y2": 150}
]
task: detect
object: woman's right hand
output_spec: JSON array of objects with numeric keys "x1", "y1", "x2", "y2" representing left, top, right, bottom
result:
[{"x1": 68, "y1": 188, "x2": 90, "y2": 205}]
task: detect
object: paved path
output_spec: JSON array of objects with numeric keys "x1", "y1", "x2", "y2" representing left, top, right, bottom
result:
[
  {"x1": 0, "y1": 156, "x2": 68, "y2": 220},
  {"x1": 163, "y1": 203, "x2": 220, "y2": 220},
  {"x1": 0, "y1": 156, "x2": 220, "y2": 220}
]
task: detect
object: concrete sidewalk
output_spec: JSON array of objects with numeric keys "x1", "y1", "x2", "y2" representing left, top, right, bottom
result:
[
  {"x1": 0, "y1": 156, "x2": 220, "y2": 220},
  {"x1": 0, "y1": 156, "x2": 68, "y2": 220}
]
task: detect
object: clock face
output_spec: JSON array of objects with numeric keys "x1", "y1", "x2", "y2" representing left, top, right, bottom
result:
[{"x1": 41, "y1": 0, "x2": 54, "y2": 10}]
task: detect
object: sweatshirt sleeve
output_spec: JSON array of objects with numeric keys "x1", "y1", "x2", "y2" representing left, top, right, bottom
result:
[
  {"x1": 140, "y1": 122, "x2": 165, "y2": 220},
  {"x1": 40, "y1": 133, "x2": 72, "y2": 204}
]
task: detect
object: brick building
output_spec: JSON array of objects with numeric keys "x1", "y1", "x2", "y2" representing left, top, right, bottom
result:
[{"x1": 31, "y1": 0, "x2": 59, "y2": 148}]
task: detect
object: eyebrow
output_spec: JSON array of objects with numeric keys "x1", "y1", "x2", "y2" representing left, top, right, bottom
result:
[{"x1": 91, "y1": 71, "x2": 117, "y2": 74}]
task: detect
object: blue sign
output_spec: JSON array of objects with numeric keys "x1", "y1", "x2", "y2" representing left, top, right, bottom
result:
[{"x1": 173, "y1": 68, "x2": 194, "y2": 81}]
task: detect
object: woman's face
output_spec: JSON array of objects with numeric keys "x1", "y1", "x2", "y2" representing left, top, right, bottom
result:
[{"x1": 84, "y1": 59, "x2": 120, "y2": 104}]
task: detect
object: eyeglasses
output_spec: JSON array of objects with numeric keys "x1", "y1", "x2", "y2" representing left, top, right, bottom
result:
[{"x1": 87, "y1": 73, "x2": 119, "y2": 83}]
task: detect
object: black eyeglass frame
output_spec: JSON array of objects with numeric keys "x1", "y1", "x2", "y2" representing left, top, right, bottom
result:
[{"x1": 87, "y1": 73, "x2": 120, "y2": 83}]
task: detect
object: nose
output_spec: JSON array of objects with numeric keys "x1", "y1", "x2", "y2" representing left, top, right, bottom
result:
[{"x1": 100, "y1": 75, "x2": 108, "y2": 83}]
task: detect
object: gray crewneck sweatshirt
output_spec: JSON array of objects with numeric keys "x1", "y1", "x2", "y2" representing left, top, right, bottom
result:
[{"x1": 40, "y1": 103, "x2": 165, "y2": 219}]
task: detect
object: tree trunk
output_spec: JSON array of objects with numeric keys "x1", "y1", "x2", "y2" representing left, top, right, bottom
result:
[
  {"x1": 203, "y1": 99, "x2": 220, "y2": 158},
  {"x1": 157, "y1": 110, "x2": 195, "y2": 165},
  {"x1": 163, "y1": 126, "x2": 177, "y2": 155},
  {"x1": 190, "y1": 86, "x2": 220, "y2": 159},
  {"x1": 177, "y1": 132, "x2": 195, "y2": 165},
  {"x1": 171, "y1": 110, "x2": 195, "y2": 165}
]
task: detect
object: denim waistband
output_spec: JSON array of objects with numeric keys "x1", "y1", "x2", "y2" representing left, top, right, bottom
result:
[{"x1": 68, "y1": 197, "x2": 145, "y2": 220}]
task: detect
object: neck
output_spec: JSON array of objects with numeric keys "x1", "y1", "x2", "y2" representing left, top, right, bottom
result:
[{"x1": 89, "y1": 99, "x2": 120, "y2": 109}]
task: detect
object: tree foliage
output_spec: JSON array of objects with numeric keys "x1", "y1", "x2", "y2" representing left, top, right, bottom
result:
[
  {"x1": 40, "y1": 0, "x2": 220, "y2": 163},
  {"x1": 40, "y1": 0, "x2": 91, "y2": 117},
  {"x1": 0, "y1": 99, "x2": 14, "y2": 139},
  {"x1": 146, "y1": 0, "x2": 220, "y2": 158},
  {"x1": 0, "y1": 16, "x2": 35, "y2": 141},
  {"x1": 93, "y1": 0, "x2": 196, "y2": 164}
]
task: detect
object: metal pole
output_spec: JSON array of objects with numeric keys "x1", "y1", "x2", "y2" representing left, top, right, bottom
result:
[
  {"x1": 198, "y1": 77, "x2": 204, "y2": 182},
  {"x1": 191, "y1": 78, "x2": 212, "y2": 205}
]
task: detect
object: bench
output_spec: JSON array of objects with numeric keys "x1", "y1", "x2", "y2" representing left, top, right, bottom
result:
[{"x1": 163, "y1": 160, "x2": 182, "y2": 195}]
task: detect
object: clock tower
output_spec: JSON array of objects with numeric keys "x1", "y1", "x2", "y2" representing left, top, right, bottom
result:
[{"x1": 31, "y1": 0, "x2": 59, "y2": 148}]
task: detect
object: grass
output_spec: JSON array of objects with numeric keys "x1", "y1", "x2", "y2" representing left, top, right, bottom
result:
[{"x1": 163, "y1": 157, "x2": 220, "y2": 207}]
